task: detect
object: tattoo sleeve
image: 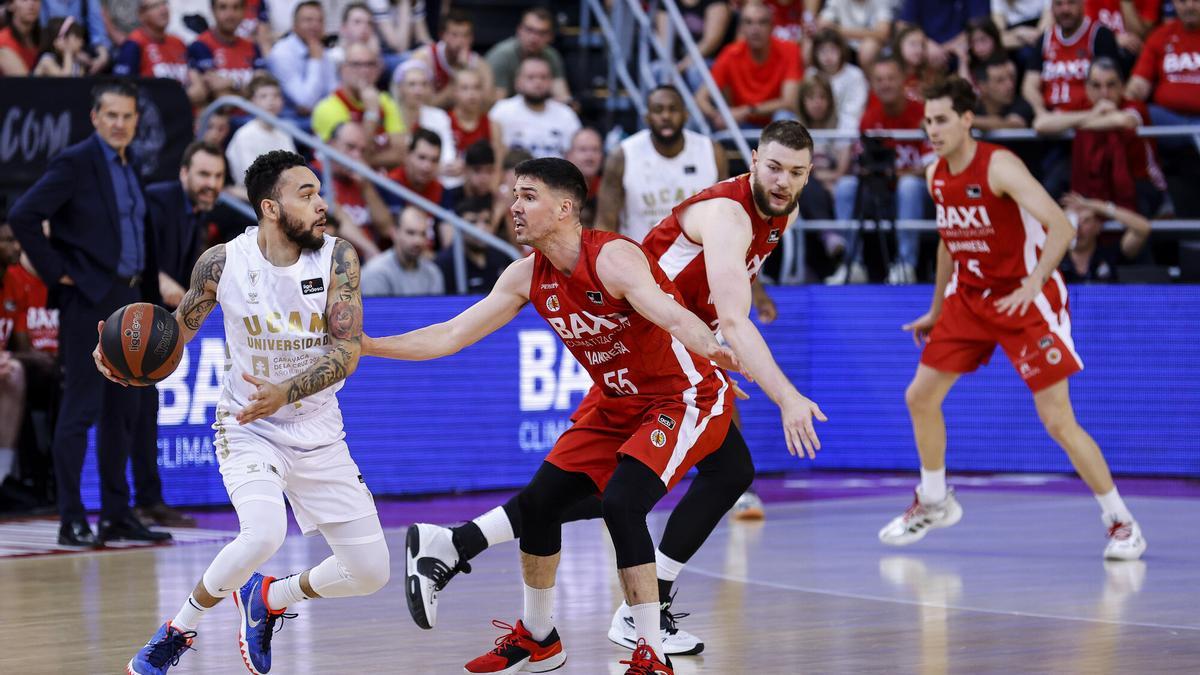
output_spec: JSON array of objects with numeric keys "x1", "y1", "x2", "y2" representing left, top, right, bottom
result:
[
  {"x1": 283, "y1": 239, "x2": 364, "y2": 404},
  {"x1": 174, "y1": 245, "x2": 225, "y2": 339}
]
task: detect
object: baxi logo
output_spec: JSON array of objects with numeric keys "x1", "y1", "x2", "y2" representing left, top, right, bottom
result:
[{"x1": 936, "y1": 204, "x2": 993, "y2": 229}]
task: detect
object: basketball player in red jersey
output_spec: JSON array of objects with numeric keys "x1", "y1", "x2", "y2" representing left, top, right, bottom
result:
[
  {"x1": 877, "y1": 77, "x2": 1146, "y2": 561},
  {"x1": 364, "y1": 158, "x2": 764, "y2": 674},
  {"x1": 399, "y1": 122, "x2": 826, "y2": 659}
]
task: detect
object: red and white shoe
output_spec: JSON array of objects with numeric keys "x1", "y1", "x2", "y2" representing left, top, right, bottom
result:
[
  {"x1": 878, "y1": 487, "x2": 963, "y2": 546},
  {"x1": 1103, "y1": 518, "x2": 1146, "y2": 561},
  {"x1": 619, "y1": 639, "x2": 673, "y2": 675},
  {"x1": 463, "y1": 620, "x2": 566, "y2": 674}
]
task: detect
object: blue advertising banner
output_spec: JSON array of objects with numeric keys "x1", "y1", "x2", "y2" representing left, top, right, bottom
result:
[{"x1": 82, "y1": 286, "x2": 1200, "y2": 508}]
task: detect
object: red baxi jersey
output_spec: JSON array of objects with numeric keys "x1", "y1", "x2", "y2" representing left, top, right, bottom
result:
[
  {"x1": 187, "y1": 30, "x2": 264, "y2": 90},
  {"x1": 1040, "y1": 18, "x2": 1106, "y2": 111},
  {"x1": 117, "y1": 28, "x2": 189, "y2": 82},
  {"x1": 641, "y1": 174, "x2": 790, "y2": 330},
  {"x1": 529, "y1": 229, "x2": 725, "y2": 404},
  {"x1": 449, "y1": 109, "x2": 491, "y2": 154},
  {"x1": 1085, "y1": 0, "x2": 1158, "y2": 35},
  {"x1": 1132, "y1": 20, "x2": 1200, "y2": 115}
]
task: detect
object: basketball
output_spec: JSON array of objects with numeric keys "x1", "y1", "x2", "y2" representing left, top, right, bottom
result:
[{"x1": 99, "y1": 302, "x2": 184, "y2": 386}]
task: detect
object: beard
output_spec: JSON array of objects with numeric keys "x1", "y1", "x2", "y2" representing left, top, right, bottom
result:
[
  {"x1": 522, "y1": 91, "x2": 551, "y2": 106},
  {"x1": 751, "y1": 174, "x2": 800, "y2": 218},
  {"x1": 280, "y1": 208, "x2": 325, "y2": 251},
  {"x1": 649, "y1": 125, "x2": 682, "y2": 147}
]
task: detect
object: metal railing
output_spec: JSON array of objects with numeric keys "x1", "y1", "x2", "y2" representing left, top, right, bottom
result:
[
  {"x1": 715, "y1": 125, "x2": 1200, "y2": 147},
  {"x1": 198, "y1": 96, "x2": 522, "y2": 293}
]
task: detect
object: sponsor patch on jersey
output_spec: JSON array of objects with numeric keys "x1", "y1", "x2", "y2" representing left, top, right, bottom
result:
[
  {"x1": 966, "y1": 184, "x2": 983, "y2": 199},
  {"x1": 546, "y1": 294, "x2": 560, "y2": 312},
  {"x1": 1046, "y1": 347, "x2": 1062, "y2": 365},
  {"x1": 357, "y1": 474, "x2": 365, "y2": 484},
  {"x1": 650, "y1": 429, "x2": 667, "y2": 448},
  {"x1": 540, "y1": 282, "x2": 559, "y2": 290},
  {"x1": 1038, "y1": 335, "x2": 1054, "y2": 350},
  {"x1": 586, "y1": 290, "x2": 604, "y2": 305},
  {"x1": 684, "y1": 164, "x2": 696, "y2": 174},
  {"x1": 301, "y1": 277, "x2": 325, "y2": 295},
  {"x1": 248, "y1": 269, "x2": 260, "y2": 286},
  {"x1": 767, "y1": 229, "x2": 780, "y2": 244},
  {"x1": 657, "y1": 414, "x2": 676, "y2": 430}
]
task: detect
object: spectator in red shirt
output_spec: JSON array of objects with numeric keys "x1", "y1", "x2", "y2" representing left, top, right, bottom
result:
[
  {"x1": 0, "y1": 0, "x2": 40, "y2": 75},
  {"x1": 829, "y1": 53, "x2": 932, "y2": 285},
  {"x1": 187, "y1": 0, "x2": 267, "y2": 101},
  {"x1": 893, "y1": 24, "x2": 938, "y2": 101},
  {"x1": 449, "y1": 68, "x2": 503, "y2": 167},
  {"x1": 696, "y1": 0, "x2": 803, "y2": 129},
  {"x1": 114, "y1": 0, "x2": 207, "y2": 106},
  {"x1": 1127, "y1": 0, "x2": 1200, "y2": 123},
  {"x1": 320, "y1": 121, "x2": 394, "y2": 262},
  {"x1": 1085, "y1": 0, "x2": 1160, "y2": 55},
  {"x1": 410, "y1": 9, "x2": 494, "y2": 109},
  {"x1": 386, "y1": 128, "x2": 447, "y2": 223}
]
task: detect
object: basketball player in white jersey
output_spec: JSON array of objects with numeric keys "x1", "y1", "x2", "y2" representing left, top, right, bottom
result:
[{"x1": 103, "y1": 151, "x2": 390, "y2": 675}]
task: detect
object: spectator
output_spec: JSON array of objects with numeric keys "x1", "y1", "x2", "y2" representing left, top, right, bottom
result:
[
  {"x1": 992, "y1": 0, "x2": 1049, "y2": 67},
  {"x1": 809, "y1": 28, "x2": 869, "y2": 132},
  {"x1": 374, "y1": 0, "x2": 433, "y2": 56},
  {"x1": 443, "y1": 140, "x2": 497, "y2": 220},
  {"x1": 392, "y1": 60, "x2": 457, "y2": 183},
  {"x1": 762, "y1": 0, "x2": 810, "y2": 43},
  {"x1": 1035, "y1": 57, "x2": 1166, "y2": 214},
  {"x1": 312, "y1": 41, "x2": 406, "y2": 169},
  {"x1": 897, "y1": 0, "x2": 991, "y2": 71},
  {"x1": 697, "y1": 1, "x2": 803, "y2": 129},
  {"x1": 165, "y1": 0, "x2": 214, "y2": 44},
  {"x1": 39, "y1": 0, "x2": 112, "y2": 73},
  {"x1": 1127, "y1": 0, "x2": 1200, "y2": 126},
  {"x1": 327, "y1": 2, "x2": 381, "y2": 69},
  {"x1": 448, "y1": 68, "x2": 504, "y2": 172},
  {"x1": 485, "y1": 7, "x2": 571, "y2": 103},
  {"x1": 320, "y1": 121, "x2": 393, "y2": 261},
  {"x1": 655, "y1": 0, "x2": 732, "y2": 77},
  {"x1": 796, "y1": 76, "x2": 851, "y2": 257},
  {"x1": 565, "y1": 127, "x2": 604, "y2": 228},
  {"x1": 197, "y1": 105, "x2": 232, "y2": 149},
  {"x1": 1059, "y1": 191, "x2": 1152, "y2": 281},
  {"x1": 34, "y1": 15, "x2": 90, "y2": 76},
  {"x1": 964, "y1": 16, "x2": 1006, "y2": 79},
  {"x1": 226, "y1": 74, "x2": 298, "y2": 190},
  {"x1": 1024, "y1": 0, "x2": 1120, "y2": 115},
  {"x1": 386, "y1": 128, "x2": 447, "y2": 212},
  {"x1": 0, "y1": 0, "x2": 42, "y2": 75},
  {"x1": 266, "y1": 0, "x2": 336, "y2": 115},
  {"x1": 0, "y1": 222, "x2": 30, "y2": 507},
  {"x1": 102, "y1": 0, "x2": 141, "y2": 47},
  {"x1": 361, "y1": 205, "x2": 445, "y2": 296},
  {"x1": 1085, "y1": 0, "x2": 1160, "y2": 56},
  {"x1": 971, "y1": 56, "x2": 1035, "y2": 130},
  {"x1": 410, "y1": 9, "x2": 494, "y2": 109},
  {"x1": 187, "y1": 0, "x2": 266, "y2": 100},
  {"x1": 237, "y1": 0, "x2": 274, "y2": 55},
  {"x1": 829, "y1": 53, "x2": 932, "y2": 285},
  {"x1": 893, "y1": 24, "x2": 938, "y2": 101},
  {"x1": 114, "y1": 0, "x2": 207, "y2": 106},
  {"x1": 817, "y1": 0, "x2": 893, "y2": 68},
  {"x1": 8, "y1": 81, "x2": 170, "y2": 548},
  {"x1": 488, "y1": 54, "x2": 582, "y2": 159},
  {"x1": 436, "y1": 195, "x2": 510, "y2": 294}
]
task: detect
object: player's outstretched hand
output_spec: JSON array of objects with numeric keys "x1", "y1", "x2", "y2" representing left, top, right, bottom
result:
[
  {"x1": 994, "y1": 275, "x2": 1040, "y2": 317},
  {"x1": 92, "y1": 321, "x2": 130, "y2": 387},
  {"x1": 708, "y1": 345, "x2": 742, "y2": 374},
  {"x1": 753, "y1": 291, "x2": 778, "y2": 324},
  {"x1": 780, "y1": 393, "x2": 827, "y2": 459},
  {"x1": 901, "y1": 311, "x2": 938, "y2": 347},
  {"x1": 731, "y1": 378, "x2": 752, "y2": 400},
  {"x1": 237, "y1": 373, "x2": 287, "y2": 425}
]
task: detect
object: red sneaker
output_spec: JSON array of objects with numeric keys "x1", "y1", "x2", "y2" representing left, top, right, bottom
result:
[
  {"x1": 463, "y1": 619, "x2": 566, "y2": 674},
  {"x1": 619, "y1": 639, "x2": 674, "y2": 674}
]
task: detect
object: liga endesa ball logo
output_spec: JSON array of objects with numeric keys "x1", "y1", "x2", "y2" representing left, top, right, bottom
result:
[{"x1": 123, "y1": 305, "x2": 145, "y2": 352}]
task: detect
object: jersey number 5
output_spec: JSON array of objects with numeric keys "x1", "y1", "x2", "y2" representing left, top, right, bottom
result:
[{"x1": 603, "y1": 368, "x2": 639, "y2": 396}]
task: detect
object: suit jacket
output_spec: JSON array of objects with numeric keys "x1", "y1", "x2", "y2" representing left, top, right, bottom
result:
[
  {"x1": 8, "y1": 133, "x2": 161, "y2": 306},
  {"x1": 146, "y1": 180, "x2": 206, "y2": 287}
]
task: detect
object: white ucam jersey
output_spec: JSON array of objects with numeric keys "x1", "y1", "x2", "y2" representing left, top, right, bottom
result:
[
  {"x1": 216, "y1": 227, "x2": 344, "y2": 449},
  {"x1": 620, "y1": 128, "x2": 718, "y2": 244}
]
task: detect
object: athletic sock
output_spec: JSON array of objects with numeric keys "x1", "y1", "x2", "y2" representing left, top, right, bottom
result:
[
  {"x1": 266, "y1": 573, "x2": 314, "y2": 611},
  {"x1": 171, "y1": 594, "x2": 209, "y2": 631},
  {"x1": 657, "y1": 578, "x2": 674, "y2": 607},
  {"x1": 629, "y1": 601, "x2": 664, "y2": 659},
  {"x1": 522, "y1": 584, "x2": 555, "y2": 642},
  {"x1": 475, "y1": 505, "x2": 516, "y2": 548},
  {"x1": 1096, "y1": 488, "x2": 1133, "y2": 523},
  {"x1": 450, "y1": 521, "x2": 490, "y2": 562},
  {"x1": 655, "y1": 549, "x2": 685, "y2": 605},
  {"x1": 920, "y1": 466, "x2": 947, "y2": 503}
]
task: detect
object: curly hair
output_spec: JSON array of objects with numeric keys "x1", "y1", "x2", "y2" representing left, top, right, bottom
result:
[
  {"x1": 244, "y1": 150, "x2": 309, "y2": 219},
  {"x1": 922, "y1": 76, "x2": 979, "y2": 115}
]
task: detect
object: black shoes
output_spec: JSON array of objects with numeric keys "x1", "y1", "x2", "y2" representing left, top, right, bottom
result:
[
  {"x1": 58, "y1": 519, "x2": 99, "y2": 547},
  {"x1": 135, "y1": 502, "x2": 198, "y2": 528},
  {"x1": 97, "y1": 513, "x2": 173, "y2": 544}
]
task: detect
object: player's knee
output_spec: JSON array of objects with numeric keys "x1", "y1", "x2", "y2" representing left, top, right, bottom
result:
[
  {"x1": 240, "y1": 519, "x2": 287, "y2": 562},
  {"x1": 343, "y1": 550, "x2": 390, "y2": 595},
  {"x1": 1040, "y1": 412, "x2": 1077, "y2": 443},
  {"x1": 905, "y1": 380, "x2": 938, "y2": 413}
]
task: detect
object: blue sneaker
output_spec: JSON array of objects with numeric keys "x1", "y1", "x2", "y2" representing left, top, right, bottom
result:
[
  {"x1": 126, "y1": 621, "x2": 195, "y2": 674},
  {"x1": 234, "y1": 573, "x2": 296, "y2": 674}
]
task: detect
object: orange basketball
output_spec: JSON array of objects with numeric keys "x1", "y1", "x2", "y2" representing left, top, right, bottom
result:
[{"x1": 99, "y1": 302, "x2": 184, "y2": 385}]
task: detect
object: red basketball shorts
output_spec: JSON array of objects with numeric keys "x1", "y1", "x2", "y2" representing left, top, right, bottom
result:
[{"x1": 920, "y1": 275, "x2": 1083, "y2": 392}]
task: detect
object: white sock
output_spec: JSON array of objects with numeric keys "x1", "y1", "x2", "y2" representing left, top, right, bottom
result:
[
  {"x1": 266, "y1": 573, "x2": 314, "y2": 611},
  {"x1": 655, "y1": 549, "x2": 685, "y2": 583},
  {"x1": 1095, "y1": 488, "x2": 1133, "y2": 523},
  {"x1": 171, "y1": 593, "x2": 210, "y2": 631},
  {"x1": 920, "y1": 466, "x2": 947, "y2": 503},
  {"x1": 0, "y1": 447, "x2": 14, "y2": 483},
  {"x1": 522, "y1": 583, "x2": 555, "y2": 642},
  {"x1": 629, "y1": 601, "x2": 664, "y2": 659},
  {"x1": 476, "y1": 506, "x2": 516, "y2": 547}
]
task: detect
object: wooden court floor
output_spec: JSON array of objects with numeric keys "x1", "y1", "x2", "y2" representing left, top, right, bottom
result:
[{"x1": 1, "y1": 491, "x2": 1197, "y2": 674}]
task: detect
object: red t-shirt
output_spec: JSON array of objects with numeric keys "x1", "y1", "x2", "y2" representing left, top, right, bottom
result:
[
  {"x1": 710, "y1": 37, "x2": 804, "y2": 126},
  {"x1": 764, "y1": 0, "x2": 806, "y2": 43},
  {"x1": 0, "y1": 27, "x2": 38, "y2": 71},
  {"x1": 449, "y1": 109, "x2": 491, "y2": 155},
  {"x1": 1085, "y1": 0, "x2": 1158, "y2": 35},
  {"x1": 0, "y1": 265, "x2": 57, "y2": 355},
  {"x1": 115, "y1": 27, "x2": 189, "y2": 82},
  {"x1": 1132, "y1": 20, "x2": 1200, "y2": 115},
  {"x1": 859, "y1": 95, "x2": 933, "y2": 173},
  {"x1": 386, "y1": 165, "x2": 445, "y2": 206}
]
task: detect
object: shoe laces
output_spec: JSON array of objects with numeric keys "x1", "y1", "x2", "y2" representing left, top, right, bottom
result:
[
  {"x1": 261, "y1": 610, "x2": 297, "y2": 654},
  {"x1": 1107, "y1": 521, "x2": 1132, "y2": 541},
  {"x1": 486, "y1": 620, "x2": 528, "y2": 655},
  {"x1": 902, "y1": 494, "x2": 926, "y2": 521},
  {"x1": 430, "y1": 556, "x2": 473, "y2": 592},
  {"x1": 146, "y1": 626, "x2": 196, "y2": 668},
  {"x1": 659, "y1": 591, "x2": 689, "y2": 635},
  {"x1": 619, "y1": 638, "x2": 664, "y2": 674}
]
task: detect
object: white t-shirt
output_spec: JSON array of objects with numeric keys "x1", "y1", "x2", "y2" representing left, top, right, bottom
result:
[
  {"x1": 488, "y1": 95, "x2": 581, "y2": 159},
  {"x1": 226, "y1": 122, "x2": 299, "y2": 187},
  {"x1": 819, "y1": 0, "x2": 893, "y2": 37},
  {"x1": 809, "y1": 64, "x2": 869, "y2": 133},
  {"x1": 418, "y1": 105, "x2": 461, "y2": 188},
  {"x1": 619, "y1": 129, "x2": 718, "y2": 244}
]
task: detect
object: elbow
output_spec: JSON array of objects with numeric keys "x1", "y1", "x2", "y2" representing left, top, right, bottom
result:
[{"x1": 717, "y1": 314, "x2": 750, "y2": 338}]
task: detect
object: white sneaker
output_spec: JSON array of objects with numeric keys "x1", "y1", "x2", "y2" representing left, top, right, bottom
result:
[
  {"x1": 1102, "y1": 518, "x2": 1147, "y2": 561},
  {"x1": 886, "y1": 262, "x2": 917, "y2": 285},
  {"x1": 607, "y1": 598, "x2": 704, "y2": 656},
  {"x1": 824, "y1": 262, "x2": 868, "y2": 285},
  {"x1": 731, "y1": 490, "x2": 765, "y2": 521},
  {"x1": 405, "y1": 523, "x2": 470, "y2": 630},
  {"x1": 878, "y1": 488, "x2": 963, "y2": 546}
]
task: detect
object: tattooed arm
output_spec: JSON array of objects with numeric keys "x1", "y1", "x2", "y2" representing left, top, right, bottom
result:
[
  {"x1": 237, "y1": 239, "x2": 363, "y2": 424},
  {"x1": 175, "y1": 244, "x2": 226, "y2": 344}
]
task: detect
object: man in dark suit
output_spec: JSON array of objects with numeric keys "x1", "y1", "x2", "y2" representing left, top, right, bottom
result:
[
  {"x1": 131, "y1": 140, "x2": 227, "y2": 528},
  {"x1": 8, "y1": 81, "x2": 172, "y2": 547}
]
